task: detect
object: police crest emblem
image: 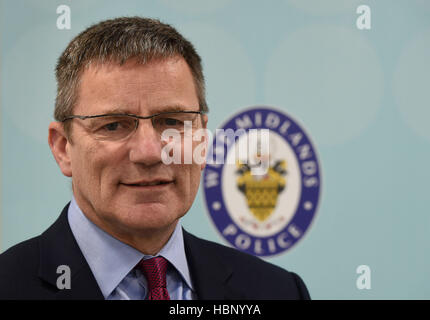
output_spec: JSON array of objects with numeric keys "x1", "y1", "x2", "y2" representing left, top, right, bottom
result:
[{"x1": 203, "y1": 107, "x2": 321, "y2": 257}]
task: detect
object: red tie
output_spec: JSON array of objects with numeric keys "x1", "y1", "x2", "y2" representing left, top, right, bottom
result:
[{"x1": 138, "y1": 257, "x2": 170, "y2": 300}]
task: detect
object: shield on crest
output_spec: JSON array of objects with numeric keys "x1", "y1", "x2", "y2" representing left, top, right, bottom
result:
[{"x1": 237, "y1": 160, "x2": 287, "y2": 222}]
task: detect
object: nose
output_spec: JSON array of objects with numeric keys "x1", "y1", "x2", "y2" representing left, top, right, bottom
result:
[{"x1": 128, "y1": 120, "x2": 163, "y2": 166}]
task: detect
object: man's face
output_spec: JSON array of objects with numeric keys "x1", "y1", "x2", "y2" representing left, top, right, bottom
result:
[{"x1": 57, "y1": 57, "x2": 207, "y2": 242}]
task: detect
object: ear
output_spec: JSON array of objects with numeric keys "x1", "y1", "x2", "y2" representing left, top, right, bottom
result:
[
  {"x1": 200, "y1": 114, "x2": 208, "y2": 171},
  {"x1": 48, "y1": 121, "x2": 72, "y2": 177}
]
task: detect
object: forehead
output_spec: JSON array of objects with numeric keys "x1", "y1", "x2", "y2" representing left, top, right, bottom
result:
[{"x1": 75, "y1": 56, "x2": 199, "y2": 115}]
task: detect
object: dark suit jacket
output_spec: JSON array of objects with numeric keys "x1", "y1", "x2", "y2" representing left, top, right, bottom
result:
[{"x1": 0, "y1": 204, "x2": 310, "y2": 300}]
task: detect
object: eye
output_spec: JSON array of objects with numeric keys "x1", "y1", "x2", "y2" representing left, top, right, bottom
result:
[
  {"x1": 98, "y1": 118, "x2": 135, "y2": 132},
  {"x1": 164, "y1": 118, "x2": 181, "y2": 126},
  {"x1": 103, "y1": 122, "x2": 120, "y2": 131},
  {"x1": 154, "y1": 116, "x2": 184, "y2": 127}
]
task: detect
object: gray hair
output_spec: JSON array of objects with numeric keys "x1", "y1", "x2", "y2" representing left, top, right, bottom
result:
[{"x1": 54, "y1": 16, "x2": 207, "y2": 135}]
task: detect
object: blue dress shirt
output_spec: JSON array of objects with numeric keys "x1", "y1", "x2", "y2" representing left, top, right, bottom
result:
[{"x1": 67, "y1": 196, "x2": 195, "y2": 300}]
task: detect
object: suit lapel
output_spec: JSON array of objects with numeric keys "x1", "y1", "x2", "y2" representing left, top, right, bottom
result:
[
  {"x1": 38, "y1": 203, "x2": 104, "y2": 300},
  {"x1": 183, "y1": 230, "x2": 243, "y2": 300}
]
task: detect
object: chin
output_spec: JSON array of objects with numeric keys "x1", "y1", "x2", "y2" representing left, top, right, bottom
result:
[{"x1": 118, "y1": 204, "x2": 183, "y2": 230}]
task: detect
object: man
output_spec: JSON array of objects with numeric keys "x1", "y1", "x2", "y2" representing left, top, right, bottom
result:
[{"x1": 0, "y1": 17, "x2": 310, "y2": 300}]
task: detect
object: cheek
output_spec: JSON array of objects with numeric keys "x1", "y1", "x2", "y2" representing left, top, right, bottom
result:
[
  {"x1": 180, "y1": 163, "x2": 202, "y2": 199},
  {"x1": 186, "y1": 139, "x2": 205, "y2": 191},
  {"x1": 183, "y1": 134, "x2": 207, "y2": 165},
  {"x1": 70, "y1": 145, "x2": 97, "y2": 191},
  {"x1": 70, "y1": 142, "x2": 118, "y2": 192}
]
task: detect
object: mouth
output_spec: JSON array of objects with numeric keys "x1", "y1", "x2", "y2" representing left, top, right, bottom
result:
[{"x1": 120, "y1": 180, "x2": 174, "y2": 188}]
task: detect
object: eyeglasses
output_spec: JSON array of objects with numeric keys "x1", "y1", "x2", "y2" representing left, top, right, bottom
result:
[{"x1": 61, "y1": 110, "x2": 206, "y2": 141}]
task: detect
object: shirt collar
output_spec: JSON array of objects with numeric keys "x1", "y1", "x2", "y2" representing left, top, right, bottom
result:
[{"x1": 67, "y1": 196, "x2": 194, "y2": 298}]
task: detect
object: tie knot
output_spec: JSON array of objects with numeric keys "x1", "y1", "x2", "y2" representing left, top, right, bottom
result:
[{"x1": 139, "y1": 256, "x2": 169, "y2": 290}]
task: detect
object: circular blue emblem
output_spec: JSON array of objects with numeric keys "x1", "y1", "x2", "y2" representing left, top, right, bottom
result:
[{"x1": 202, "y1": 106, "x2": 321, "y2": 257}]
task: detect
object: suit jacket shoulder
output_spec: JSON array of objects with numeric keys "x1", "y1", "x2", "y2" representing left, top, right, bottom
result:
[
  {"x1": 183, "y1": 230, "x2": 310, "y2": 300},
  {"x1": 0, "y1": 204, "x2": 103, "y2": 300},
  {"x1": 0, "y1": 236, "x2": 45, "y2": 299}
]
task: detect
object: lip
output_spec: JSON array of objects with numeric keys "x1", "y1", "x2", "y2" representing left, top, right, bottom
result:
[{"x1": 120, "y1": 179, "x2": 174, "y2": 188}]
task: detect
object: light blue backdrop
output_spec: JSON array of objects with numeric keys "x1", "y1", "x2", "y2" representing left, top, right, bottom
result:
[{"x1": 1, "y1": 0, "x2": 430, "y2": 299}]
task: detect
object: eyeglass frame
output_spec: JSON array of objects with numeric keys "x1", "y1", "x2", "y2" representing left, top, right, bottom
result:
[
  {"x1": 61, "y1": 110, "x2": 207, "y2": 137},
  {"x1": 61, "y1": 110, "x2": 207, "y2": 123}
]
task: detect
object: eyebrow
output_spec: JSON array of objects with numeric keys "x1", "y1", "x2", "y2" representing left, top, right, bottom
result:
[
  {"x1": 102, "y1": 105, "x2": 200, "y2": 115},
  {"x1": 101, "y1": 107, "x2": 130, "y2": 115},
  {"x1": 150, "y1": 105, "x2": 200, "y2": 114}
]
